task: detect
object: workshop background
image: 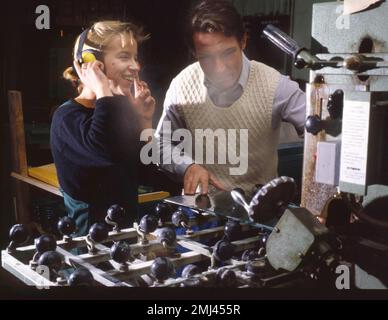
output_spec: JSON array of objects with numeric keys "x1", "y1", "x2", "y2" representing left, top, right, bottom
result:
[{"x1": 0, "y1": 0, "x2": 328, "y2": 251}]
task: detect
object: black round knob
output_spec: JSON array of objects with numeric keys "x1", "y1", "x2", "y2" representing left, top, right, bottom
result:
[
  {"x1": 224, "y1": 220, "x2": 242, "y2": 241},
  {"x1": 57, "y1": 217, "x2": 76, "y2": 237},
  {"x1": 35, "y1": 234, "x2": 57, "y2": 254},
  {"x1": 89, "y1": 223, "x2": 109, "y2": 243},
  {"x1": 216, "y1": 269, "x2": 236, "y2": 287},
  {"x1": 150, "y1": 257, "x2": 175, "y2": 282},
  {"x1": 213, "y1": 240, "x2": 235, "y2": 261},
  {"x1": 107, "y1": 204, "x2": 126, "y2": 225},
  {"x1": 181, "y1": 264, "x2": 200, "y2": 278},
  {"x1": 155, "y1": 202, "x2": 173, "y2": 223},
  {"x1": 241, "y1": 249, "x2": 259, "y2": 261},
  {"x1": 305, "y1": 115, "x2": 323, "y2": 135},
  {"x1": 327, "y1": 89, "x2": 344, "y2": 119},
  {"x1": 157, "y1": 227, "x2": 176, "y2": 246},
  {"x1": 139, "y1": 214, "x2": 158, "y2": 233},
  {"x1": 9, "y1": 224, "x2": 29, "y2": 244},
  {"x1": 68, "y1": 268, "x2": 94, "y2": 286},
  {"x1": 171, "y1": 209, "x2": 189, "y2": 227},
  {"x1": 110, "y1": 241, "x2": 131, "y2": 264},
  {"x1": 38, "y1": 250, "x2": 62, "y2": 272}
]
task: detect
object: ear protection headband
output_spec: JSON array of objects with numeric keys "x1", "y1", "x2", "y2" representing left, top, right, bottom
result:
[{"x1": 75, "y1": 28, "x2": 103, "y2": 64}]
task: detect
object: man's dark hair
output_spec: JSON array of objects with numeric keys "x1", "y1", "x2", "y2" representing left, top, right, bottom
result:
[{"x1": 186, "y1": 0, "x2": 245, "y2": 52}]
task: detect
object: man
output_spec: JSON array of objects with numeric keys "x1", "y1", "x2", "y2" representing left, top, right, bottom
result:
[{"x1": 155, "y1": 0, "x2": 305, "y2": 197}]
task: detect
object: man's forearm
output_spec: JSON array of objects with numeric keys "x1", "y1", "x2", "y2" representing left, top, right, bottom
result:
[{"x1": 156, "y1": 131, "x2": 194, "y2": 181}]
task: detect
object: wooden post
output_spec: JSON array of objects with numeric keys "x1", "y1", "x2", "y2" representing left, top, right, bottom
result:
[{"x1": 8, "y1": 90, "x2": 31, "y2": 223}]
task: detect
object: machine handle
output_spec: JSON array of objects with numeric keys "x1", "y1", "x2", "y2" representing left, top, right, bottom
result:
[
  {"x1": 263, "y1": 24, "x2": 303, "y2": 58},
  {"x1": 230, "y1": 190, "x2": 251, "y2": 215}
]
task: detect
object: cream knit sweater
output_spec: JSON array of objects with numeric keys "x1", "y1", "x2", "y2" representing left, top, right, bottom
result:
[{"x1": 172, "y1": 60, "x2": 281, "y2": 194}]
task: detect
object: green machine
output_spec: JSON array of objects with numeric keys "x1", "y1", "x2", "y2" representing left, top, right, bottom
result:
[{"x1": 263, "y1": 1, "x2": 388, "y2": 289}]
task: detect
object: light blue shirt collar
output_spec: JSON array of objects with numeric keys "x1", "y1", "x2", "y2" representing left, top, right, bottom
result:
[{"x1": 203, "y1": 53, "x2": 250, "y2": 107}]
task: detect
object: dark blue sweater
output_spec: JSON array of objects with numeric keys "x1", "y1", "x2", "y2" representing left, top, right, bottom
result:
[{"x1": 50, "y1": 96, "x2": 141, "y2": 222}]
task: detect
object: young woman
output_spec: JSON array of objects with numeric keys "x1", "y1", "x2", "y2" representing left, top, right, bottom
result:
[{"x1": 51, "y1": 21, "x2": 155, "y2": 236}]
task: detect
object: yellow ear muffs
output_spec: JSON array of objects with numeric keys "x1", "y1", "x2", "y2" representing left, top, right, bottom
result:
[
  {"x1": 81, "y1": 51, "x2": 97, "y2": 63},
  {"x1": 75, "y1": 28, "x2": 102, "y2": 64}
]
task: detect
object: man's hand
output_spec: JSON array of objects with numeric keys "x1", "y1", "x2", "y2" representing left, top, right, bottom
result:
[{"x1": 183, "y1": 164, "x2": 225, "y2": 195}]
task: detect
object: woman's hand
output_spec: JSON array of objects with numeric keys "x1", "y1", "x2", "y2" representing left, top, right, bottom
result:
[
  {"x1": 114, "y1": 79, "x2": 156, "y2": 129},
  {"x1": 73, "y1": 60, "x2": 112, "y2": 99},
  {"x1": 132, "y1": 80, "x2": 156, "y2": 126}
]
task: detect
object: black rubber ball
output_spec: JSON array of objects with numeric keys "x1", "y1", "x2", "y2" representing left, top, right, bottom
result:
[
  {"x1": 57, "y1": 216, "x2": 76, "y2": 236},
  {"x1": 139, "y1": 214, "x2": 158, "y2": 233},
  {"x1": 89, "y1": 223, "x2": 109, "y2": 243},
  {"x1": 155, "y1": 202, "x2": 173, "y2": 223},
  {"x1": 150, "y1": 257, "x2": 175, "y2": 281},
  {"x1": 35, "y1": 234, "x2": 57, "y2": 254},
  {"x1": 68, "y1": 268, "x2": 94, "y2": 286},
  {"x1": 171, "y1": 210, "x2": 189, "y2": 227},
  {"x1": 213, "y1": 240, "x2": 235, "y2": 261},
  {"x1": 38, "y1": 250, "x2": 63, "y2": 272},
  {"x1": 9, "y1": 224, "x2": 29, "y2": 244},
  {"x1": 110, "y1": 241, "x2": 131, "y2": 264},
  {"x1": 157, "y1": 227, "x2": 176, "y2": 246},
  {"x1": 107, "y1": 205, "x2": 126, "y2": 224}
]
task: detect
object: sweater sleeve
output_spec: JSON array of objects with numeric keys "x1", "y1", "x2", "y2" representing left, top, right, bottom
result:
[
  {"x1": 154, "y1": 79, "x2": 194, "y2": 182},
  {"x1": 272, "y1": 76, "x2": 306, "y2": 136},
  {"x1": 56, "y1": 96, "x2": 139, "y2": 167}
]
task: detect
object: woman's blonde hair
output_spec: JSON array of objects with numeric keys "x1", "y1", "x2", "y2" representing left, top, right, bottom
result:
[{"x1": 63, "y1": 20, "x2": 149, "y2": 93}]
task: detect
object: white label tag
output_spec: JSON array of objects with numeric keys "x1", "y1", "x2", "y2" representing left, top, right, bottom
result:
[{"x1": 340, "y1": 100, "x2": 370, "y2": 186}]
